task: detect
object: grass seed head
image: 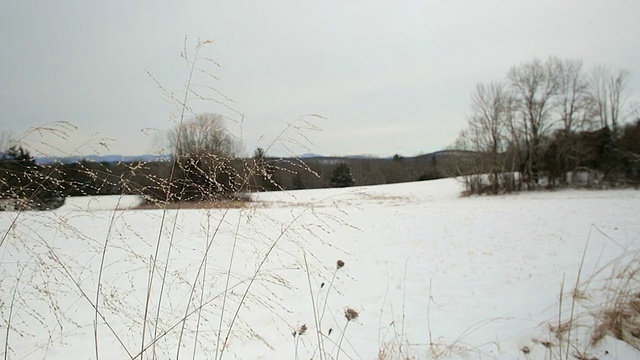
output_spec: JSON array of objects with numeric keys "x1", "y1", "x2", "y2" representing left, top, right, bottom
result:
[{"x1": 344, "y1": 308, "x2": 359, "y2": 321}]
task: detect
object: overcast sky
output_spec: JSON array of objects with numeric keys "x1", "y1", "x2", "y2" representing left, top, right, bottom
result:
[{"x1": 2, "y1": 0, "x2": 639, "y2": 157}]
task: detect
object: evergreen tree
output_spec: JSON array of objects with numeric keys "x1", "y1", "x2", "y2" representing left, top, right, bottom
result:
[
  {"x1": 330, "y1": 162, "x2": 355, "y2": 187},
  {"x1": 253, "y1": 147, "x2": 278, "y2": 191},
  {"x1": 0, "y1": 145, "x2": 61, "y2": 209},
  {"x1": 292, "y1": 172, "x2": 305, "y2": 190}
]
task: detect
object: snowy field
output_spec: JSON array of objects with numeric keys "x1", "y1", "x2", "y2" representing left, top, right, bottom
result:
[
  {"x1": 1, "y1": 178, "x2": 640, "y2": 359},
  {"x1": 56, "y1": 195, "x2": 144, "y2": 212}
]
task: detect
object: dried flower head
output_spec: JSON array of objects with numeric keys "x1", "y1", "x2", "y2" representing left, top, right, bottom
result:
[
  {"x1": 337, "y1": 260, "x2": 345, "y2": 269},
  {"x1": 344, "y1": 308, "x2": 359, "y2": 321},
  {"x1": 298, "y1": 324, "x2": 308, "y2": 336}
]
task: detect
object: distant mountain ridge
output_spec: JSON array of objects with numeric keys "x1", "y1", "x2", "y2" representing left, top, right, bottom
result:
[
  {"x1": 297, "y1": 153, "x2": 383, "y2": 159},
  {"x1": 33, "y1": 151, "x2": 451, "y2": 165},
  {"x1": 35, "y1": 153, "x2": 382, "y2": 164},
  {"x1": 35, "y1": 154, "x2": 171, "y2": 165}
]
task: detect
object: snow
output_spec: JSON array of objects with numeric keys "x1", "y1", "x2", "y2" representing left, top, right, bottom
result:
[
  {"x1": 55, "y1": 195, "x2": 144, "y2": 212},
  {"x1": 1, "y1": 178, "x2": 640, "y2": 359}
]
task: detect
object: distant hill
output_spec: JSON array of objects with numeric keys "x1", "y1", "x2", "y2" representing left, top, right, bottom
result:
[
  {"x1": 297, "y1": 153, "x2": 323, "y2": 159},
  {"x1": 297, "y1": 153, "x2": 385, "y2": 160},
  {"x1": 35, "y1": 154, "x2": 171, "y2": 165},
  {"x1": 32, "y1": 151, "x2": 454, "y2": 166}
]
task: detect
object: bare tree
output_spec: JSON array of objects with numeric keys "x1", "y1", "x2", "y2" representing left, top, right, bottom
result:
[
  {"x1": 508, "y1": 58, "x2": 559, "y2": 186},
  {"x1": 453, "y1": 57, "x2": 638, "y2": 192},
  {"x1": 0, "y1": 131, "x2": 15, "y2": 155},
  {"x1": 551, "y1": 58, "x2": 588, "y2": 134},
  {"x1": 471, "y1": 82, "x2": 509, "y2": 193},
  {"x1": 454, "y1": 82, "x2": 518, "y2": 194},
  {"x1": 587, "y1": 66, "x2": 631, "y2": 135},
  {"x1": 165, "y1": 113, "x2": 243, "y2": 201},
  {"x1": 543, "y1": 58, "x2": 589, "y2": 184},
  {"x1": 168, "y1": 113, "x2": 241, "y2": 159},
  {"x1": 469, "y1": 82, "x2": 510, "y2": 154},
  {"x1": 607, "y1": 69, "x2": 631, "y2": 135}
]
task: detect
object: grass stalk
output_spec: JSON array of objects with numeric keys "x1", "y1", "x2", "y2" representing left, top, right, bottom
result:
[
  {"x1": 217, "y1": 203, "x2": 318, "y2": 360},
  {"x1": 215, "y1": 212, "x2": 241, "y2": 358},
  {"x1": 50, "y1": 244, "x2": 132, "y2": 357},
  {"x1": 564, "y1": 228, "x2": 591, "y2": 359},
  {"x1": 176, "y1": 209, "x2": 230, "y2": 359},
  {"x1": 303, "y1": 251, "x2": 323, "y2": 360},
  {"x1": 191, "y1": 210, "x2": 213, "y2": 360},
  {"x1": 317, "y1": 265, "x2": 341, "y2": 358},
  {"x1": 141, "y1": 39, "x2": 205, "y2": 360},
  {"x1": 94, "y1": 196, "x2": 124, "y2": 360},
  {"x1": 4, "y1": 263, "x2": 26, "y2": 360},
  {"x1": 335, "y1": 321, "x2": 350, "y2": 360},
  {"x1": 558, "y1": 274, "x2": 565, "y2": 359}
]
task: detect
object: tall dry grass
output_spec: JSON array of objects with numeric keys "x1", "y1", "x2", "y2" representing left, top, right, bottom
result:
[
  {"x1": 0, "y1": 39, "x2": 360, "y2": 360},
  {"x1": 523, "y1": 225, "x2": 640, "y2": 360}
]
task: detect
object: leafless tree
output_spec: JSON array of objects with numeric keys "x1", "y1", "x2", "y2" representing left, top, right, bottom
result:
[
  {"x1": 0, "y1": 131, "x2": 15, "y2": 155},
  {"x1": 453, "y1": 57, "x2": 638, "y2": 192},
  {"x1": 607, "y1": 69, "x2": 631, "y2": 135},
  {"x1": 508, "y1": 58, "x2": 559, "y2": 186},
  {"x1": 542, "y1": 58, "x2": 589, "y2": 184},
  {"x1": 469, "y1": 82, "x2": 510, "y2": 154},
  {"x1": 587, "y1": 66, "x2": 631, "y2": 135},
  {"x1": 551, "y1": 58, "x2": 588, "y2": 134},
  {"x1": 165, "y1": 113, "x2": 243, "y2": 201},
  {"x1": 168, "y1": 113, "x2": 241, "y2": 159},
  {"x1": 454, "y1": 82, "x2": 519, "y2": 193}
]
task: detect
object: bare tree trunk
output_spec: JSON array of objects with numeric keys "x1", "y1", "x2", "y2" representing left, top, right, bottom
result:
[
  {"x1": 587, "y1": 66, "x2": 630, "y2": 136},
  {"x1": 508, "y1": 58, "x2": 559, "y2": 188}
]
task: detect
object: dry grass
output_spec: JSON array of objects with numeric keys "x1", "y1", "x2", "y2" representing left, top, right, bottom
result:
[
  {"x1": 0, "y1": 38, "x2": 339, "y2": 360},
  {"x1": 590, "y1": 256, "x2": 640, "y2": 349},
  {"x1": 524, "y1": 226, "x2": 640, "y2": 360},
  {"x1": 135, "y1": 198, "x2": 250, "y2": 210},
  {"x1": 5, "y1": 40, "x2": 639, "y2": 360}
]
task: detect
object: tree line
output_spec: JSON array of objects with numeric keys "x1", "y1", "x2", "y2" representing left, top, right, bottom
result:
[
  {"x1": 1, "y1": 114, "x2": 457, "y2": 210},
  {"x1": 4, "y1": 56, "x2": 638, "y2": 209},
  {"x1": 453, "y1": 57, "x2": 639, "y2": 194}
]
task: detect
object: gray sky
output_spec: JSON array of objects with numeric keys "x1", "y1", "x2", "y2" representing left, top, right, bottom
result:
[{"x1": 2, "y1": 0, "x2": 639, "y2": 157}]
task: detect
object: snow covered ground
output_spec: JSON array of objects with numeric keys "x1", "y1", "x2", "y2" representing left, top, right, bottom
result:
[
  {"x1": 55, "y1": 194, "x2": 144, "y2": 212},
  {"x1": 1, "y1": 178, "x2": 639, "y2": 359}
]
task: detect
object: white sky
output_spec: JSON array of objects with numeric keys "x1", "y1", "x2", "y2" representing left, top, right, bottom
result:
[{"x1": 1, "y1": 0, "x2": 639, "y2": 157}]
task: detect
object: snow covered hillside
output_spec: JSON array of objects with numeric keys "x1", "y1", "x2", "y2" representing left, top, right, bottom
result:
[{"x1": 1, "y1": 178, "x2": 639, "y2": 359}]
